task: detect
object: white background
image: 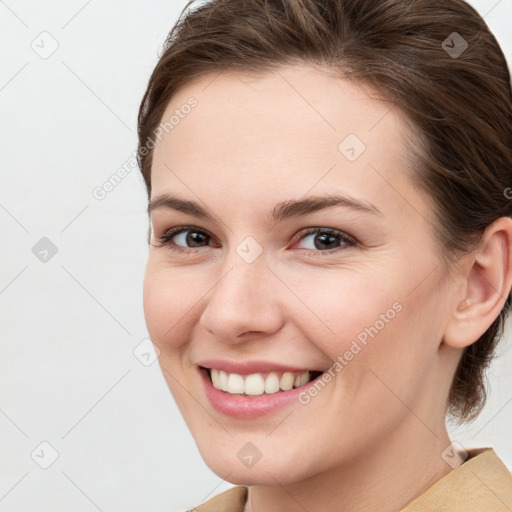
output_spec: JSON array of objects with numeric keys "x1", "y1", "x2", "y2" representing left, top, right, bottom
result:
[{"x1": 1, "y1": 1, "x2": 511, "y2": 511}]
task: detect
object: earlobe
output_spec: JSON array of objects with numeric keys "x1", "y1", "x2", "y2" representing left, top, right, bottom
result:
[{"x1": 444, "y1": 216, "x2": 512, "y2": 349}]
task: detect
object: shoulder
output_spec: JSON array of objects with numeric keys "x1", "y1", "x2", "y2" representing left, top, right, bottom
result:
[
  {"x1": 401, "y1": 447, "x2": 512, "y2": 511},
  {"x1": 192, "y1": 486, "x2": 248, "y2": 512}
]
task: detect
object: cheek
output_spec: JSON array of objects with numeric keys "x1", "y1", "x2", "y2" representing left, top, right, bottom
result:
[
  {"x1": 293, "y1": 264, "x2": 440, "y2": 390},
  {"x1": 288, "y1": 268, "x2": 404, "y2": 358},
  {"x1": 142, "y1": 262, "x2": 195, "y2": 349},
  {"x1": 142, "y1": 263, "x2": 201, "y2": 415}
]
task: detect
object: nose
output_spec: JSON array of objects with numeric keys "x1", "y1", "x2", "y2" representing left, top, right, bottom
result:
[{"x1": 198, "y1": 253, "x2": 284, "y2": 344}]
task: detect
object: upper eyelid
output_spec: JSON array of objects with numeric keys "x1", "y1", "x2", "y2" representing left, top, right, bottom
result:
[{"x1": 158, "y1": 225, "x2": 348, "y2": 237}]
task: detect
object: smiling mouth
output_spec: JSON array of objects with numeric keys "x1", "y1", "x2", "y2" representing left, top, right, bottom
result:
[{"x1": 201, "y1": 367, "x2": 323, "y2": 397}]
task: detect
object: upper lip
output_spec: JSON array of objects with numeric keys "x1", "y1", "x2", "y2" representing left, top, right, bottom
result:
[{"x1": 197, "y1": 359, "x2": 322, "y2": 375}]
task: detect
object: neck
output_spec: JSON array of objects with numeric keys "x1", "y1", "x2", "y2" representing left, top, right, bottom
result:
[{"x1": 245, "y1": 417, "x2": 455, "y2": 512}]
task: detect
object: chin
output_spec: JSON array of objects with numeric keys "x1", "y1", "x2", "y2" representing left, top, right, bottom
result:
[
  {"x1": 202, "y1": 456, "x2": 297, "y2": 486},
  {"x1": 194, "y1": 437, "x2": 318, "y2": 486}
]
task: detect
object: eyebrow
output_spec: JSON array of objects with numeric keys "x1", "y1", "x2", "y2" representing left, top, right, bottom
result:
[{"x1": 147, "y1": 193, "x2": 382, "y2": 223}]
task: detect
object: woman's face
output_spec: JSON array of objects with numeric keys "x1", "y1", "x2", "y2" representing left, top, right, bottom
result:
[{"x1": 143, "y1": 64, "x2": 460, "y2": 484}]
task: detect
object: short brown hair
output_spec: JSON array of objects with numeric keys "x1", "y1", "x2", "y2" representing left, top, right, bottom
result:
[{"x1": 137, "y1": 0, "x2": 512, "y2": 422}]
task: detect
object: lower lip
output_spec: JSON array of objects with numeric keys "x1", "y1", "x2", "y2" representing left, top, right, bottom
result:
[{"x1": 199, "y1": 367, "x2": 317, "y2": 419}]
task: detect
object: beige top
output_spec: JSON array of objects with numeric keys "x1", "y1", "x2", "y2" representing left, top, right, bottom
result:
[{"x1": 193, "y1": 448, "x2": 512, "y2": 511}]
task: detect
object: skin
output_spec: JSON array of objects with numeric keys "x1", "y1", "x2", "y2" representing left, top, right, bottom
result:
[{"x1": 143, "y1": 63, "x2": 512, "y2": 512}]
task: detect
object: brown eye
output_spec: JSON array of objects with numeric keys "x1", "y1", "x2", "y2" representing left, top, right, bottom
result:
[
  {"x1": 294, "y1": 228, "x2": 356, "y2": 256},
  {"x1": 154, "y1": 226, "x2": 217, "y2": 253}
]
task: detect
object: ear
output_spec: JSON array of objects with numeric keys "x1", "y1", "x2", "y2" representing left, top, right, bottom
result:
[{"x1": 443, "y1": 216, "x2": 512, "y2": 349}]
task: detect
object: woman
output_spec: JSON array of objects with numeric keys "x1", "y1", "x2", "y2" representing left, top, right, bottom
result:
[{"x1": 137, "y1": 0, "x2": 512, "y2": 510}]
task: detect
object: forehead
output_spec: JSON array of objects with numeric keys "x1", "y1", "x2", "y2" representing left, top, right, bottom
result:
[{"x1": 150, "y1": 64, "x2": 423, "y2": 217}]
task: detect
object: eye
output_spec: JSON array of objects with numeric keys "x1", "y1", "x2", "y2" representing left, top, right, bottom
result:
[
  {"x1": 293, "y1": 227, "x2": 356, "y2": 256},
  {"x1": 153, "y1": 226, "x2": 217, "y2": 254},
  {"x1": 153, "y1": 225, "x2": 356, "y2": 257}
]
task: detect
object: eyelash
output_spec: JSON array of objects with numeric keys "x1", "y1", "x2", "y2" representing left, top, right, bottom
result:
[{"x1": 153, "y1": 225, "x2": 357, "y2": 257}]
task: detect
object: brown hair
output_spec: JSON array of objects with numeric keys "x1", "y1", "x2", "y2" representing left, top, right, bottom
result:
[{"x1": 137, "y1": 0, "x2": 512, "y2": 422}]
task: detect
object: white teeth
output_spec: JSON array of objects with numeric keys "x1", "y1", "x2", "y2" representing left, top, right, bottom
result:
[
  {"x1": 294, "y1": 371, "x2": 310, "y2": 388},
  {"x1": 227, "y1": 373, "x2": 245, "y2": 394},
  {"x1": 209, "y1": 369, "x2": 313, "y2": 396},
  {"x1": 244, "y1": 374, "x2": 265, "y2": 395},
  {"x1": 219, "y1": 370, "x2": 228, "y2": 391},
  {"x1": 279, "y1": 372, "x2": 295, "y2": 391},
  {"x1": 211, "y1": 368, "x2": 221, "y2": 390},
  {"x1": 264, "y1": 372, "x2": 280, "y2": 394}
]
